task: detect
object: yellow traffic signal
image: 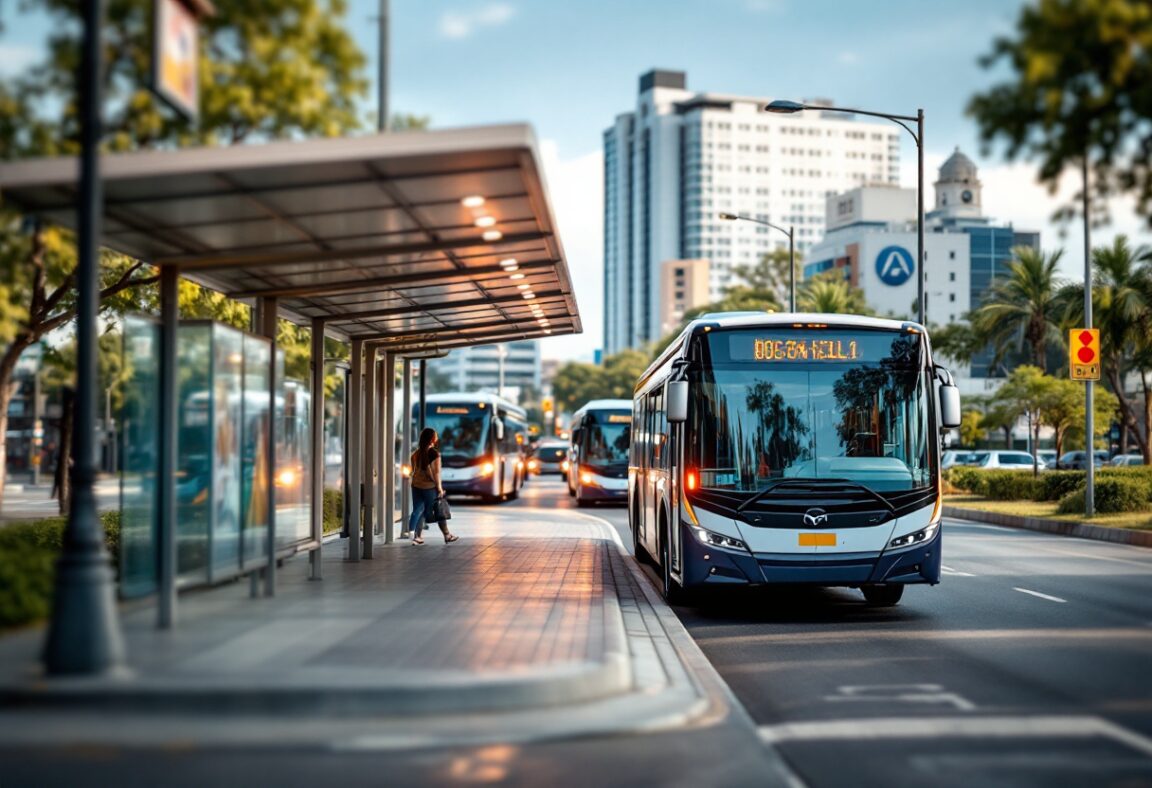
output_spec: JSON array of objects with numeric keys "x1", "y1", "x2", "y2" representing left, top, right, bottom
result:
[{"x1": 1069, "y1": 328, "x2": 1100, "y2": 380}]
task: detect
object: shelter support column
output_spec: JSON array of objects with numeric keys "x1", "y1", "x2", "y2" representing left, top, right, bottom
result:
[
  {"x1": 257, "y1": 297, "x2": 279, "y2": 597},
  {"x1": 375, "y1": 352, "x2": 386, "y2": 540},
  {"x1": 157, "y1": 265, "x2": 179, "y2": 628},
  {"x1": 362, "y1": 344, "x2": 377, "y2": 558},
  {"x1": 383, "y1": 352, "x2": 397, "y2": 545},
  {"x1": 400, "y1": 358, "x2": 412, "y2": 536},
  {"x1": 309, "y1": 319, "x2": 325, "y2": 581},
  {"x1": 346, "y1": 339, "x2": 363, "y2": 561}
]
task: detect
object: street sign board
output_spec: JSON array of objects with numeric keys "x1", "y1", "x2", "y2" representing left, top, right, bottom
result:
[
  {"x1": 541, "y1": 396, "x2": 554, "y2": 413},
  {"x1": 1069, "y1": 328, "x2": 1100, "y2": 380},
  {"x1": 152, "y1": 0, "x2": 205, "y2": 121}
]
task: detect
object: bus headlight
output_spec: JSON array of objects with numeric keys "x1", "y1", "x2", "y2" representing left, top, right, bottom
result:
[
  {"x1": 480, "y1": 461, "x2": 495, "y2": 477},
  {"x1": 690, "y1": 525, "x2": 747, "y2": 551},
  {"x1": 889, "y1": 520, "x2": 940, "y2": 548},
  {"x1": 275, "y1": 468, "x2": 297, "y2": 488},
  {"x1": 580, "y1": 469, "x2": 595, "y2": 485},
  {"x1": 561, "y1": 460, "x2": 570, "y2": 472}
]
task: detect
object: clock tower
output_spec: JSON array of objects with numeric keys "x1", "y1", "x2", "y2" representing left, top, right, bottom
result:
[{"x1": 934, "y1": 147, "x2": 982, "y2": 220}]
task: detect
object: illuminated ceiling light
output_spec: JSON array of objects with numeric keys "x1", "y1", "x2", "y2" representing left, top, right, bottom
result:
[
  {"x1": 543, "y1": 329, "x2": 553, "y2": 334},
  {"x1": 522, "y1": 292, "x2": 536, "y2": 299},
  {"x1": 474, "y1": 215, "x2": 496, "y2": 228},
  {"x1": 517, "y1": 283, "x2": 530, "y2": 290},
  {"x1": 462, "y1": 195, "x2": 485, "y2": 208},
  {"x1": 499, "y1": 257, "x2": 518, "y2": 267},
  {"x1": 482, "y1": 230, "x2": 503, "y2": 242},
  {"x1": 509, "y1": 273, "x2": 525, "y2": 280}
]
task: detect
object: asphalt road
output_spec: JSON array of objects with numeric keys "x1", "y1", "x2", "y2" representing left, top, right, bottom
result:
[{"x1": 517, "y1": 475, "x2": 1152, "y2": 788}]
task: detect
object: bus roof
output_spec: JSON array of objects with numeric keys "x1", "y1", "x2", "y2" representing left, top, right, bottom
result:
[
  {"x1": 572, "y1": 399, "x2": 633, "y2": 415},
  {"x1": 420, "y1": 391, "x2": 527, "y2": 415}
]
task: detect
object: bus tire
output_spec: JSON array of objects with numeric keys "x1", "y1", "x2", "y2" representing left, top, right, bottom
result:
[
  {"x1": 576, "y1": 497, "x2": 591, "y2": 508},
  {"x1": 632, "y1": 515, "x2": 652, "y2": 565},
  {"x1": 660, "y1": 523, "x2": 687, "y2": 605},
  {"x1": 862, "y1": 584, "x2": 904, "y2": 606}
]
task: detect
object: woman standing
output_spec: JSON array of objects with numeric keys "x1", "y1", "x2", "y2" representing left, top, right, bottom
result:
[{"x1": 408, "y1": 427, "x2": 459, "y2": 545}]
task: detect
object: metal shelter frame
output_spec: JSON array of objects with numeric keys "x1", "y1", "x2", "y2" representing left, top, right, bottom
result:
[{"x1": 0, "y1": 124, "x2": 580, "y2": 638}]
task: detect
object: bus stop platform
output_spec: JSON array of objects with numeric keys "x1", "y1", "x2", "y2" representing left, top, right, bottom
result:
[{"x1": 0, "y1": 507, "x2": 759, "y2": 752}]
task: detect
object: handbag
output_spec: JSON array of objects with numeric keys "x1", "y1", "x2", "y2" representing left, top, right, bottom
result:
[{"x1": 431, "y1": 495, "x2": 452, "y2": 521}]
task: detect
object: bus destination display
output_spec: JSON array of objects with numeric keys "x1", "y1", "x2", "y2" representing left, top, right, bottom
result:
[{"x1": 753, "y1": 338, "x2": 860, "y2": 362}]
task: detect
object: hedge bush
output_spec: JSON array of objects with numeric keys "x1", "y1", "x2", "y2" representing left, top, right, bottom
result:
[
  {"x1": 323, "y1": 489, "x2": 343, "y2": 535},
  {"x1": 983, "y1": 471, "x2": 1041, "y2": 501},
  {"x1": 1057, "y1": 477, "x2": 1150, "y2": 515},
  {"x1": 1037, "y1": 471, "x2": 1087, "y2": 502},
  {"x1": 945, "y1": 466, "x2": 988, "y2": 496},
  {"x1": 0, "y1": 511, "x2": 120, "y2": 630}
]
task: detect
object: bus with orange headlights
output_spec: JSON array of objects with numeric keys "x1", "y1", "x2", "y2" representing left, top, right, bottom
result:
[
  {"x1": 566, "y1": 399, "x2": 633, "y2": 507},
  {"x1": 413, "y1": 393, "x2": 529, "y2": 503},
  {"x1": 629, "y1": 313, "x2": 961, "y2": 605}
]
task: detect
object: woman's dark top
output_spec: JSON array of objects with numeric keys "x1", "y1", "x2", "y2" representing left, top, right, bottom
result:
[{"x1": 411, "y1": 447, "x2": 439, "y2": 490}]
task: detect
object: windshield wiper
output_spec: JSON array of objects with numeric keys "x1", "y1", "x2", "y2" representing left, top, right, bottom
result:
[{"x1": 735, "y1": 478, "x2": 896, "y2": 514}]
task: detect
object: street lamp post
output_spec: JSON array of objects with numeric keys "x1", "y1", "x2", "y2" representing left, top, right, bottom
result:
[
  {"x1": 765, "y1": 100, "x2": 925, "y2": 326},
  {"x1": 718, "y1": 213, "x2": 795, "y2": 311}
]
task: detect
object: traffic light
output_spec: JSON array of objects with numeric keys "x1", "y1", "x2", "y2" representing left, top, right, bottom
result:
[
  {"x1": 541, "y1": 396, "x2": 554, "y2": 413},
  {"x1": 1069, "y1": 328, "x2": 1100, "y2": 380}
]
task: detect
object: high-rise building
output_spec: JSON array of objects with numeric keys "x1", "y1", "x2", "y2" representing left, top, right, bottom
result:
[
  {"x1": 803, "y1": 149, "x2": 1040, "y2": 395},
  {"x1": 603, "y1": 69, "x2": 902, "y2": 353},
  {"x1": 658, "y1": 258, "x2": 711, "y2": 337},
  {"x1": 427, "y1": 341, "x2": 541, "y2": 402}
]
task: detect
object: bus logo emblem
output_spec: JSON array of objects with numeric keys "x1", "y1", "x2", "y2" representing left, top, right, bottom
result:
[{"x1": 803, "y1": 508, "x2": 828, "y2": 527}]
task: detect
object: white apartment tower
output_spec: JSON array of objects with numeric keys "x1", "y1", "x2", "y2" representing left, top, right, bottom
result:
[{"x1": 603, "y1": 69, "x2": 903, "y2": 354}]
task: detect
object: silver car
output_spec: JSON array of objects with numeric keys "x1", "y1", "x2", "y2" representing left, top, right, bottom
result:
[{"x1": 972, "y1": 450, "x2": 1047, "y2": 470}]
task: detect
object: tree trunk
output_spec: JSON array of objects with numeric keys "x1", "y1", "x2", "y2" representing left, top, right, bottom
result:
[
  {"x1": 54, "y1": 387, "x2": 75, "y2": 515},
  {"x1": 1107, "y1": 368, "x2": 1149, "y2": 459}
]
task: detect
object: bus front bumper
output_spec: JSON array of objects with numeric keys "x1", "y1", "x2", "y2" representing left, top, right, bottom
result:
[{"x1": 679, "y1": 522, "x2": 941, "y2": 588}]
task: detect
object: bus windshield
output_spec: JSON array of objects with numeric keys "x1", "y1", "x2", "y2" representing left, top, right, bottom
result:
[
  {"x1": 581, "y1": 410, "x2": 631, "y2": 469},
  {"x1": 687, "y1": 328, "x2": 932, "y2": 493},
  {"x1": 420, "y1": 403, "x2": 490, "y2": 464}
]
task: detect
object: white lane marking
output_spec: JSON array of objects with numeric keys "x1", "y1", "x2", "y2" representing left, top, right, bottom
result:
[
  {"x1": 1013, "y1": 587, "x2": 1067, "y2": 603},
  {"x1": 824, "y1": 683, "x2": 976, "y2": 712},
  {"x1": 698, "y1": 627, "x2": 1152, "y2": 646},
  {"x1": 758, "y1": 715, "x2": 1152, "y2": 756},
  {"x1": 940, "y1": 564, "x2": 976, "y2": 577}
]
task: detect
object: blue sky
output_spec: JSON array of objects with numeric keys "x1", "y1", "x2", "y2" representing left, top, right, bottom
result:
[{"x1": 2, "y1": 1, "x2": 1149, "y2": 361}]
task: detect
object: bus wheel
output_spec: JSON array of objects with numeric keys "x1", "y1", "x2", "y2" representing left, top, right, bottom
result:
[
  {"x1": 861, "y1": 584, "x2": 904, "y2": 606},
  {"x1": 576, "y1": 497, "x2": 591, "y2": 508},
  {"x1": 632, "y1": 516, "x2": 651, "y2": 565},
  {"x1": 660, "y1": 528, "x2": 686, "y2": 604}
]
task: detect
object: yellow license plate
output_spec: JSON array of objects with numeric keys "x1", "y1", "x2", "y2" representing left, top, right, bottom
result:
[{"x1": 799, "y1": 533, "x2": 837, "y2": 547}]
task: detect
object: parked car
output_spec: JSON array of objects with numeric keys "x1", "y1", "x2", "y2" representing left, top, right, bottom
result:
[
  {"x1": 1036, "y1": 450, "x2": 1057, "y2": 468},
  {"x1": 971, "y1": 450, "x2": 1047, "y2": 470},
  {"x1": 1109, "y1": 454, "x2": 1146, "y2": 467},
  {"x1": 941, "y1": 450, "x2": 978, "y2": 470},
  {"x1": 529, "y1": 440, "x2": 570, "y2": 476},
  {"x1": 1058, "y1": 450, "x2": 1109, "y2": 470}
]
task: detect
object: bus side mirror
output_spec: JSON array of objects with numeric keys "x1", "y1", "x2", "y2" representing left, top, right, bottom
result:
[
  {"x1": 667, "y1": 381, "x2": 689, "y2": 423},
  {"x1": 494, "y1": 419, "x2": 505, "y2": 441},
  {"x1": 939, "y1": 384, "x2": 961, "y2": 429}
]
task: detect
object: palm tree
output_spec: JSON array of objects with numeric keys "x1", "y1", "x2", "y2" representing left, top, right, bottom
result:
[
  {"x1": 797, "y1": 273, "x2": 873, "y2": 315},
  {"x1": 1058, "y1": 236, "x2": 1152, "y2": 461},
  {"x1": 970, "y1": 247, "x2": 1065, "y2": 372}
]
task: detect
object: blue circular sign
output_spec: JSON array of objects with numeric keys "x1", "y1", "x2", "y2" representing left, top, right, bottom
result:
[{"x1": 874, "y1": 246, "x2": 915, "y2": 287}]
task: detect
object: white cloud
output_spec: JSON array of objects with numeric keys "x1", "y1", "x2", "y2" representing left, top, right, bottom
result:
[
  {"x1": 438, "y1": 3, "x2": 515, "y2": 40},
  {"x1": 537, "y1": 142, "x2": 603, "y2": 363},
  {"x1": 0, "y1": 43, "x2": 39, "y2": 76}
]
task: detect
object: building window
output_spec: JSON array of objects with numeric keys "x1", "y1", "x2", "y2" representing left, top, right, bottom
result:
[
  {"x1": 949, "y1": 250, "x2": 956, "y2": 260},
  {"x1": 949, "y1": 272, "x2": 956, "y2": 282},
  {"x1": 949, "y1": 293, "x2": 956, "y2": 302}
]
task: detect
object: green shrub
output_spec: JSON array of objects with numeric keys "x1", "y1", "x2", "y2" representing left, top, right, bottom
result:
[
  {"x1": 984, "y1": 470, "x2": 1041, "y2": 501},
  {"x1": 1037, "y1": 471, "x2": 1087, "y2": 502},
  {"x1": 323, "y1": 489, "x2": 343, "y2": 535},
  {"x1": 1057, "y1": 477, "x2": 1151, "y2": 515},
  {"x1": 946, "y1": 466, "x2": 987, "y2": 495},
  {"x1": 1099, "y1": 465, "x2": 1152, "y2": 491},
  {"x1": 0, "y1": 513, "x2": 122, "y2": 630}
]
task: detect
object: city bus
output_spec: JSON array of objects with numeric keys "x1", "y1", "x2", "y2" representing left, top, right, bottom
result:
[
  {"x1": 413, "y1": 393, "x2": 529, "y2": 503},
  {"x1": 629, "y1": 313, "x2": 961, "y2": 606},
  {"x1": 566, "y1": 399, "x2": 633, "y2": 506}
]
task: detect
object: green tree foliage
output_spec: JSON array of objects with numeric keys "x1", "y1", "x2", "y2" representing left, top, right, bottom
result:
[
  {"x1": 959, "y1": 409, "x2": 986, "y2": 448},
  {"x1": 970, "y1": 247, "x2": 1066, "y2": 372},
  {"x1": 930, "y1": 321, "x2": 982, "y2": 367},
  {"x1": 732, "y1": 248, "x2": 799, "y2": 308},
  {"x1": 992, "y1": 365, "x2": 1051, "y2": 473},
  {"x1": 967, "y1": 0, "x2": 1152, "y2": 227},
  {"x1": 551, "y1": 350, "x2": 650, "y2": 413},
  {"x1": 797, "y1": 272, "x2": 875, "y2": 315}
]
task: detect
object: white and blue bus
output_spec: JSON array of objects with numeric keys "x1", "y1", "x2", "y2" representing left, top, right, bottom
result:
[
  {"x1": 629, "y1": 313, "x2": 961, "y2": 606},
  {"x1": 414, "y1": 393, "x2": 529, "y2": 503},
  {"x1": 566, "y1": 399, "x2": 633, "y2": 506}
]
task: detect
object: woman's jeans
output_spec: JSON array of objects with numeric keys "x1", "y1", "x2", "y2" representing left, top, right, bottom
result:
[{"x1": 408, "y1": 486, "x2": 447, "y2": 538}]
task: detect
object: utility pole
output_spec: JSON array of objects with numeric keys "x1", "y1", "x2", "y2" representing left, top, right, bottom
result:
[
  {"x1": 377, "y1": 0, "x2": 389, "y2": 132},
  {"x1": 1083, "y1": 156, "x2": 1094, "y2": 517}
]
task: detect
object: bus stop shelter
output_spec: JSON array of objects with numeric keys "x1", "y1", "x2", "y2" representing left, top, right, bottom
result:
[{"x1": 0, "y1": 123, "x2": 581, "y2": 630}]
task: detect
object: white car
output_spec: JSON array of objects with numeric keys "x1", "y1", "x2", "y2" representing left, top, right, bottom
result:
[
  {"x1": 1109, "y1": 454, "x2": 1146, "y2": 466},
  {"x1": 971, "y1": 450, "x2": 1047, "y2": 470}
]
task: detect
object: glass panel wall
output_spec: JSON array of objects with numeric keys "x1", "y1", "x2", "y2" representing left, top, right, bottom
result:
[
  {"x1": 241, "y1": 335, "x2": 271, "y2": 566},
  {"x1": 119, "y1": 316, "x2": 159, "y2": 598}
]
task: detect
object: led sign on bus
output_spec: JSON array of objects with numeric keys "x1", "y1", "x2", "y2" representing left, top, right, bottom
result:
[
  {"x1": 753, "y1": 338, "x2": 860, "y2": 362},
  {"x1": 607, "y1": 414, "x2": 632, "y2": 424}
]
